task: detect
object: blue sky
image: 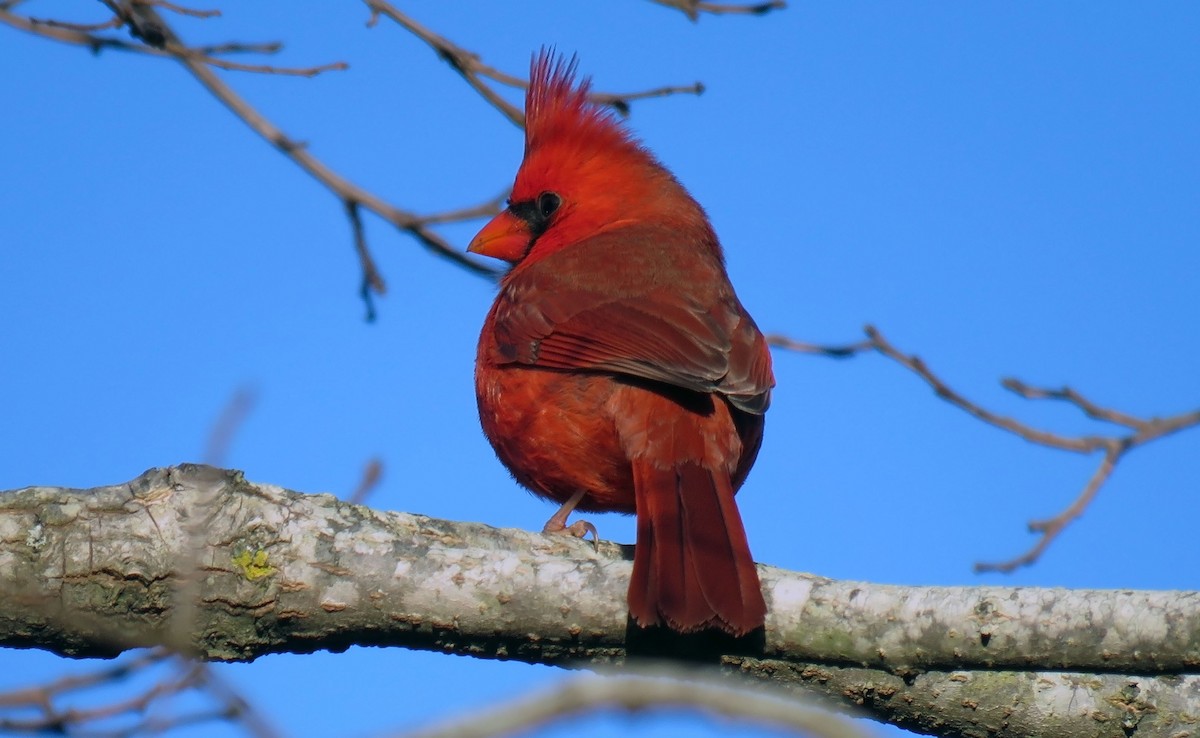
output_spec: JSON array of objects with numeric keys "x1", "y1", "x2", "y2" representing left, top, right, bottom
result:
[{"x1": 2, "y1": 3, "x2": 1198, "y2": 737}]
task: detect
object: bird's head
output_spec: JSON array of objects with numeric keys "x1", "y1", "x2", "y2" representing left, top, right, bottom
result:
[{"x1": 468, "y1": 50, "x2": 707, "y2": 266}]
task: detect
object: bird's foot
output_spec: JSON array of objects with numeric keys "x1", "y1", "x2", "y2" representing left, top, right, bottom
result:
[
  {"x1": 543, "y1": 516, "x2": 598, "y2": 545},
  {"x1": 543, "y1": 490, "x2": 598, "y2": 549}
]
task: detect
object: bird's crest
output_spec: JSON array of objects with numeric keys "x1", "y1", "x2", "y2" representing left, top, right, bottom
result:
[{"x1": 524, "y1": 50, "x2": 636, "y2": 158}]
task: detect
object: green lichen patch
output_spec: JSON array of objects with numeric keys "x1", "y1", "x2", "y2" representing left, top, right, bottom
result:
[{"x1": 232, "y1": 549, "x2": 276, "y2": 581}]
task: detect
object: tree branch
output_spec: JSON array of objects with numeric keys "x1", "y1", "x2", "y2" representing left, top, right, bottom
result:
[
  {"x1": 364, "y1": 1, "x2": 705, "y2": 125},
  {"x1": 768, "y1": 326, "x2": 1200, "y2": 573},
  {"x1": 12, "y1": 2, "x2": 343, "y2": 76},
  {"x1": 2, "y1": 466, "x2": 1197, "y2": 737},
  {"x1": 0, "y1": 2, "x2": 502, "y2": 309},
  {"x1": 0, "y1": 2, "x2": 758, "y2": 313}
]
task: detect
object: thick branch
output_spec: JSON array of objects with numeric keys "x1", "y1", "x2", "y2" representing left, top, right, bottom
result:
[{"x1": 1, "y1": 466, "x2": 1198, "y2": 737}]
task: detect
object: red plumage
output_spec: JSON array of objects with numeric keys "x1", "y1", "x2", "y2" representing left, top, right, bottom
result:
[{"x1": 470, "y1": 52, "x2": 773, "y2": 635}]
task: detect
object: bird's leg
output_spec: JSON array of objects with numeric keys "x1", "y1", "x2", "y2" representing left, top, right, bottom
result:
[{"x1": 543, "y1": 489, "x2": 598, "y2": 546}]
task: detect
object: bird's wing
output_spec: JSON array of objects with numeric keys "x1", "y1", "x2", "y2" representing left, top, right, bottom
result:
[{"x1": 488, "y1": 226, "x2": 774, "y2": 414}]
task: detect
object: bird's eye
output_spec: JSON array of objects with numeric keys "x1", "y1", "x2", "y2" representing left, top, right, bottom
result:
[{"x1": 537, "y1": 192, "x2": 561, "y2": 219}]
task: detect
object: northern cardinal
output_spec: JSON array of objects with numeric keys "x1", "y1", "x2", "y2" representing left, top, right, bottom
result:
[{"x1": 470, "y1": 51, "x2": 773, "y2": 635}]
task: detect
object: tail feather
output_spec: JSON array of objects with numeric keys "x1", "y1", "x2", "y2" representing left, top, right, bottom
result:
[
  {"x1": 679, "y1": 463, "x2": 765, "y2": 630},
  {"x1": 628, "y1": 458, "x2": 766, "y2": 635}
]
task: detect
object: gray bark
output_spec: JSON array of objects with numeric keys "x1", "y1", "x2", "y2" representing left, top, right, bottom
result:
[{"x1": 1, "y1": 465, "x2": 1196, "y2": 737}]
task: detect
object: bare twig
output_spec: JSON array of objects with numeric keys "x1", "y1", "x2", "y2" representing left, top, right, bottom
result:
[
  {"x1": 195, "y1": 55, "x2": 346, "y2": 77},
  {"x1": 1, "y1": 3, "x2": 503, "y2": 310},
  {"x1": 9, "y1": 8, "x2": 161, "y2": 52},
  {"x1": 976, "y1": 443, "x2": 1125, "y2": 574},
  {"x1": 650, "y1": 0, "x2": 787, "y2": 22},
  {"x1": 4, "y1": 5, "x2": 345, "y2": 75},
  {"x1": 196, "y1": 41, "x2": 282, "y2": 56},
  {"x1": 1003, "y1": 378, "x2": 1150, "y2": 431},
  {"x1": 145, "y1": 0, "x2": 220, "y2": 19},
  {"x1": 128, "y1": 6, "x2": 499, "y2": 284},
  {"x1": 768, "y1": 325, "x2": 1200, "y2": 572},
  {"x1": 364, "y1": 0, "x2": 525, "y2": 126},
  {"x1": 859, "y1": 325, "x2": 1107, "y2": 453},
  {"x1": 347, "y1": 201, "x2": 387, "y2": 321},
  {"x1": 762, "y1": 333, "x2": 874, "y2": 359},
  {"x1": 364, "y1": 0, "x2": 706, "y2": 125},
  {"x1": 1, "y1": 3, "x2": 503, "y2": 300},
  {"x1": 27, "y1": 15, "x2": 122, "y2": 32},
  {"x1": 591, "y1": 82, "x2": 706, "y2": 116},
  {"x1": 1, "y1": 2, "x2": 757, "y2": 308},
  {"x1": 410, "y1": 190, "x2": 508, "y2": 227}
]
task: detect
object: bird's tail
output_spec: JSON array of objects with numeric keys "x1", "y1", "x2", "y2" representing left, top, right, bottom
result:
[{"x1": 627, "y1": 459, "x2": 766, "y2": 635}]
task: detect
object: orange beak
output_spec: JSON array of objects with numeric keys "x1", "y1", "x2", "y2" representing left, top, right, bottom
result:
[{"x1": 467, "y1": 210, "x2": 532, "y2": 263}]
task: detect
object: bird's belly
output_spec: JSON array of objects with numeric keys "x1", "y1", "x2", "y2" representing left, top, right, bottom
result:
[{"x1": 475, "y1": 364, "x2": 636, "y2": 512}]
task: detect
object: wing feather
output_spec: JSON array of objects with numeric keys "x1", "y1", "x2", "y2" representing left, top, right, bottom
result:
[{"x1": 489, "y1": 224, "x2": 773, "y2": 413}]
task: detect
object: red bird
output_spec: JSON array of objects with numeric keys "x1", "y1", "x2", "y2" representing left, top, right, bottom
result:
[{"x1": 470, "y1": 52, "x2": 773, "y2": 636}]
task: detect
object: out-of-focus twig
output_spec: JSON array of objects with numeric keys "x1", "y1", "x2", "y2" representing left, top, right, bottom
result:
[
  {"x1": 349, "y1": 457, "x2": 385, "y2": 504},
  {"x1": 768, "y1": 325, "x2": 1200, "y2": 573},
  {"x1": 0, "y1": 648, "x2": 283, "y2": 738},
  {"x1": 194, "y1": 661, "x2": 286, "y2": 738},
  {"x1": 0, "y1": 650, "x2": 169, "y2": 714},
  {"x1": 400, "y1": 670, "x2": 870, "y2": 738},
  {"x1": 204, "y1": 385, "x2": 258, "y2": 466}
]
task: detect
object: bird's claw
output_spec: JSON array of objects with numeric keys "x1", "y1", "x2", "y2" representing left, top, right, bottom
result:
[{"x1": 543, "y1": 518, "x2": 599, "y2": 550}]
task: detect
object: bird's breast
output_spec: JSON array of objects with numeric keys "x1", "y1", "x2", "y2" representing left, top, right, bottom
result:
[{"x1": 475, "y1": 358, "x2": 637, "y2": 513}]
